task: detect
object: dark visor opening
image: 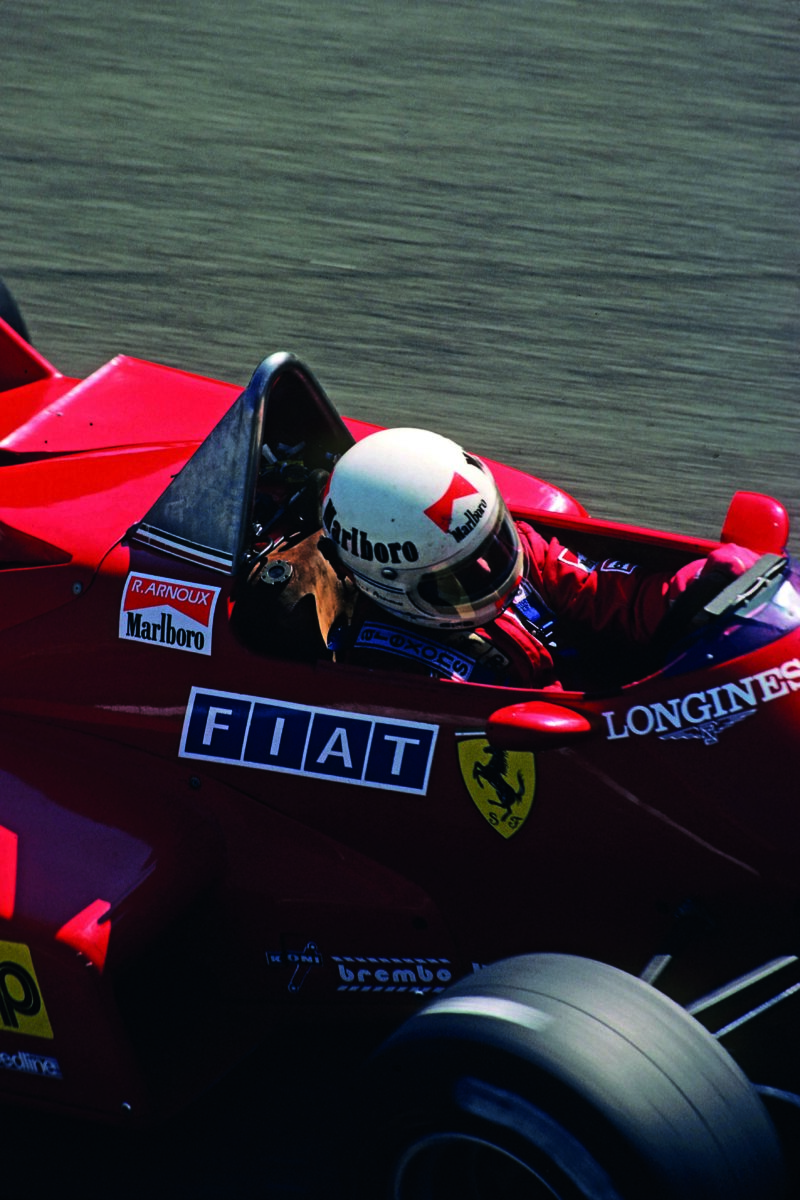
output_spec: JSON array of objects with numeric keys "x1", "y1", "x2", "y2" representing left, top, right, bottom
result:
[{"x1": 417, "y1": 513, "x2": 519, "y2": 612}]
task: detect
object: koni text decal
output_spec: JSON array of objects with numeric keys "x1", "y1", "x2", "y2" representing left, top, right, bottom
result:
[
  {"x1": 180, "y1": 688, "x2": 438, "y2": 794},
  {"x1": 120, "y1": 573, "x2": 221, "y2": 655},
  {"x1": 603, "y1": 657, "x2": 800, "y2": 746}
]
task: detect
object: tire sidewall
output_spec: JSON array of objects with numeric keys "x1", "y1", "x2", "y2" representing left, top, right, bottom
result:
[
  {"x1": 351, "y1": 955, "x2": 785, "y2": 1200},
  {"x1": 356, "y1": 1037, "x2": 634, "y2": 1199}
]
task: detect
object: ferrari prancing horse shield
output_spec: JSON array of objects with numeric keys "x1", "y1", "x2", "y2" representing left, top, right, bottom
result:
[{"x1": 457, "y1": 738, "x2": 536, "y2": 839}]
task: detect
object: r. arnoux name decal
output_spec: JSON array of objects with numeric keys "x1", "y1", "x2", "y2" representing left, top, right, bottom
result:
[
  {"x1": 180, "y1": 688, "x2": 438, "y2": 793},
  {"x1": 603, "y1": 657, "x2": 800, "y2": 745},
  {"x1": 120, "y1": 573, "x2": 221, "y2": 655}
]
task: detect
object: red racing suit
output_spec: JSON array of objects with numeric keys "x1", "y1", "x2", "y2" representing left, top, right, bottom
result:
[{"x1": 333, "y1": 522, "x2": 757, "y2": 688}]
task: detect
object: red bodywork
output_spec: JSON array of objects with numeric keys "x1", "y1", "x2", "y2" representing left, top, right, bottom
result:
[{"x1": 0, "y1": 317, "x2": 796, "y2": 1123}]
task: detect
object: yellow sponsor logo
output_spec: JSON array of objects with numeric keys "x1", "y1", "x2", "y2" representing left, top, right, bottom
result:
[
  {"x1": 0, "y1": 941, "x2": 54, "y2": 1040},
  {"x1": 457, "y1": 739, "x2": 536, "y2": 839}
]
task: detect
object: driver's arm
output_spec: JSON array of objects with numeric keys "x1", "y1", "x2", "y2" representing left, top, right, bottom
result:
[{"x1": 518, "y1": 522, "x2": 760, "y2": 643}]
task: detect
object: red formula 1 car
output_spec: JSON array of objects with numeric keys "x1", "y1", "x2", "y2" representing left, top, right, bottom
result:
[{"x1": 0, "y1": 279, "x2": 797, "y2": 1198}]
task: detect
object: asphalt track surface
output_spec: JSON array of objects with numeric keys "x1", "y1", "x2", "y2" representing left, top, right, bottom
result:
[{"x1": 1, "y1": 2, "x2": 798, "y2": 1196}]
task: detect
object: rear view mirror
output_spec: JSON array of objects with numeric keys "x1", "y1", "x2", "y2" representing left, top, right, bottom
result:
[
  {"x1": 721, "y1": 491, "x2": 789, "y2": 555},
  {"x1": 487, "y1": 700, "x2": 595, "y2": 751}
]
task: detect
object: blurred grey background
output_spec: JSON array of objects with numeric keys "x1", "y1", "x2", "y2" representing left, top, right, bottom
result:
[
  {"x1": 3, "y1": 0, "x2": 797, "y2": 548},
  {"x1": 1, "y1": 4, "x2": 797, "y2": 1195}
]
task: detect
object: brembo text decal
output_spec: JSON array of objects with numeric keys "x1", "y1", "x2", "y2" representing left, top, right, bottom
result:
[
  {"x1": 180, "y1": 688, "x2": 438, "y2": 794},
  {"x1": 334, "y1": 955, "x2": 452, "y2": 993}
]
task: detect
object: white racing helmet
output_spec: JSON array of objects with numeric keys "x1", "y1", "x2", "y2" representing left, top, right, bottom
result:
[{"x1": 322, "y1": 428, "x2": 523, "y2": 629}]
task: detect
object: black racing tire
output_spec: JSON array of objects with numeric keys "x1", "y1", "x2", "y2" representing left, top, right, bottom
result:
[
  {"x1": 350, "y1": 954, "x2": 785, "y2": 1200},
  {"x1": 0, "y1": 276, "x2": 31, "y2": 342}
]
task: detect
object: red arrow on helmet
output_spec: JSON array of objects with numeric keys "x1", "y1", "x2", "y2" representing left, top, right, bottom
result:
[{"x1": 423, "y1": 472, "x2": 480, "y2": 533}]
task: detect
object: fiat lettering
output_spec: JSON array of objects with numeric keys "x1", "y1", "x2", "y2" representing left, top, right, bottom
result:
[{"x1": 181, "y1": 688, "x2": 438, "y2": 794}]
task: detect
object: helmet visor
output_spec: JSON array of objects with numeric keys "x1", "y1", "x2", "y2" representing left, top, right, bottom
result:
[{"x1": 415, "y1": 510, "x2": 522, "y2": 627}]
